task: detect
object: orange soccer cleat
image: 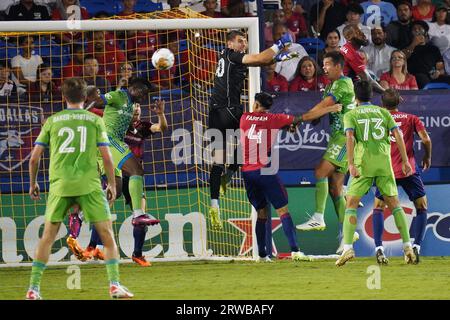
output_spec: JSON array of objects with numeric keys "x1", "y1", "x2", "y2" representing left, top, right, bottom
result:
[
  {"x1": 132, "y1": 255, "x2": 152, "y2": 267},
  {"x1": 83, "y1": 246, "x2": 105, "y2": 260},
  {"x1": 66, "y1": 236, "x2": 86, "y2": 261}
]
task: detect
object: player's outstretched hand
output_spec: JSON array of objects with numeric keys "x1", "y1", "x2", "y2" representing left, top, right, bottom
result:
[
  {"x1": 275, "y1": 32, "x2": 293, "y2": 50},
  {"x1": 349, "y1": 164, "x2": 360, "y2": 178},
  {"x1": 402, "y1": 161, "x2": 413, "y2": 176},
  {"x1": 106, "y1": 184, "x2": 117, "y2": 206},
  {"x1": 29, "y1": 183, "x2": 40, "y2": 200},
  {"x1": 422, "y1": 156, "x2": 431, "y2": 171},
  {"x1": 329, "y1": 103, "x2": 342, "y2": 113},
  {"x1": 151, "y1": 99, "x2": 165, "y2": 115},
  {"x1": 274, "y1": 51, "x2": 299, "y2": 62}
]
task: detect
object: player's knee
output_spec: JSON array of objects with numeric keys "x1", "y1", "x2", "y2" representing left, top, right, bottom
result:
[
  {"x1": 414, "y1": 197, "x2": 428, "y2": 210},
  {"x1": 275, "y1": 206, "x2": 289, "y2": 216},
  {"x1": 373, "y1": 198, "x2": 384, "y2": 210}
]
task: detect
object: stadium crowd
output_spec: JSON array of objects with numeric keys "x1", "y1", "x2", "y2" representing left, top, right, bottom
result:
[{"x1": 1, "y1": 0, "x2": 450, "y2": 99}]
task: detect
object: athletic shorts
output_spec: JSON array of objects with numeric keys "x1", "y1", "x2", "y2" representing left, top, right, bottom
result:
[
  {"x1": 45, "y1": 189, "x2": 111, "y2": 223},
  {"x1": 208, "y1": 104, "x2": 243, "y2": 137},
  {"x1": 375, "y1": 172, "x2": 426, "y2": 201},
  {"x1": 242, "y1": 169, "x2": 288, "y2": 210},
  {"x1": 98, "y1": 136, "x2": 133, "y2": 177},
  {"x1": 347, "y1": 174, "x2": 398, "y2": 198},
  {"x1": 323, "y1": 134, "x2": 348, "y2": 174}
]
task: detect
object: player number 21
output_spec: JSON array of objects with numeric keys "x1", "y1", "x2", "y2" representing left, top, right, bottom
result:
[
  {"x1": 357, "y1": 118, "x2": 385, "y2": 141},
  {"x1": 58, "y1": 126, "x2": 87, "y2": 153}
]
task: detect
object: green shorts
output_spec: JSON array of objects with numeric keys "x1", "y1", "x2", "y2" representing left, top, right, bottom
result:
[
  {"x1": 45, "y1": 189, "x2": 111, "y2": 223},
  {"x1": 98, "y1": 136, "x2": 133, "y2": 177},
  {"x1": 347, "y1": 174, "x2": 398, "y2": 198},
  {"x1": 323, "y1": 134, "x2": 348, "y2": 174}
]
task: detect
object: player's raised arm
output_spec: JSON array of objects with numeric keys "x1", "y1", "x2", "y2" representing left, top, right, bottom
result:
[
  {"x1": 417, "y1": 129, "x2": 432, "y2": 171},
  {"x1": 242, "y1": 33, "x2": 294, "y2": 66},
  {"x1": 150, "y1": 99, "x2": 168, "y2": 133}
]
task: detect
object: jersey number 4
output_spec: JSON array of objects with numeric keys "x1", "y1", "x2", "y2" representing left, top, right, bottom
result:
[
  {"x1": 247, "y1": 124, "x2": 262, "y2": 144},
  {"x1": 357, "y1": 118, "x2": 385, "y2": 141},
  {"x1": 58, "y1": 126, "x2": 87, "y2": 153}
]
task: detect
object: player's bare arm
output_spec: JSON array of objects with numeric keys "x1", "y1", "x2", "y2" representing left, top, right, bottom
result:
[
  {"x1": 392, "y1": 128, "x2": 413, "y2": 176},
  {"x1": 418, "y1": 130, "x2": 432, "y2": 170},
  {"x1": 346, "y1": 129, "x2": 360, "y2": 178},
  {"x1": 301, "y1": 96, "x2": 342, "y2": 121},
  {"x1": 28, "y1": 144, "x2": 45, "y2": 200},
  {"x1": 150, "y1": 99, "x2": 168, "y2": 133},
  {"x1": 99, "y1": 145, "x2": 117, "y2": 204}
]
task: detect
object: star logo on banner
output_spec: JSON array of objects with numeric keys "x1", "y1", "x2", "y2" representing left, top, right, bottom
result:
[{"x1": 227, "y1": 218, "x2": 283, "y2": 256}]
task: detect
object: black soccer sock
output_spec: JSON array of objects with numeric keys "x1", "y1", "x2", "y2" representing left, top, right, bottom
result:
[
  {"x1": 256, "y1": 218, "x2": 267, "y2": 257},
  {"x1": 210, "y1": 164, "x2": 224, "y2": 200},
  {"x1": 133, "y1": 225, "x2": 147, "y2": 257},
  {"x1": 88, "y1": 226, "x2": 102, "y2": 248}
]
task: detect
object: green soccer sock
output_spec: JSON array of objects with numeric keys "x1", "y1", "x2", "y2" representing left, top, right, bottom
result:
[
  {"x1": 392, "y1": 207, "x2": 411, "y2": 244},
  {"x1": 332, "y1": 195, "x2": 346, "y2": 224},
  {"x1": 106, "y1": 259, "x2": 120, "y2": 284},
  {"x1": 315, "y1": 178, "x2": 328, "y2": 214},
  {"x1": 129, "y1": 175, "x2": 144, "y2": 211},
  {"x1": 343, "y1": 209, "x2": 358, "y2": 245},
  {"x1": 29, "y1": 260, "x2": 46, "y2": 290}
]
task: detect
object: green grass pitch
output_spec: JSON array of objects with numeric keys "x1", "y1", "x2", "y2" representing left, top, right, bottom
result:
[{"x1": 1, "y1": 257, "x2": 449, "y2": 300}]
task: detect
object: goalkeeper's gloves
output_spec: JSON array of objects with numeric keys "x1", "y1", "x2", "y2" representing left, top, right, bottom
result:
[
  {"x1": 274, "y1": 32, "x2": 293, "y2": 50},
  {"x1": 274, "y1": 51, "x2": 299, "y2": 62}
]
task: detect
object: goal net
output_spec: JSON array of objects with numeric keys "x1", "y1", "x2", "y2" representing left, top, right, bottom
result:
[{"x1": 0, "y1": 9, "x2": 260, "y2": 266}]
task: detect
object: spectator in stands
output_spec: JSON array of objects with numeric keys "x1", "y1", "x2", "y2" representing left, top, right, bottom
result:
[
  {"x1": 51, "y1": 0, "x2": 89, "y2": 20},
  {"x1": 309, "y1": 0, "x2": 347, "y2": 41},
  {"x1": 281, "y1": 0, "x2": 308, "y2": 39},
  {"x1": 362, "y1": 26, "x2": 396, "y2": 78},
  {"x1": 317, "y1": 29, "x2": 341, "y2": 68},
  {"x1": 385, "y1": 2, "x2": 413, "y2": 51},
  {"x1": 403, "y1": 20, "x2": 443, "y2": 88},
  {"x1": 11, "y1": 35, "x2": 43, "y2": 88},
  {"x1": 117, "y1": 62, "x2": 134, "y2": 89},
  {"x1": 125, "y1": 30, "x2": 158, "y2": 62},
  {"x1": 265, "y1": 63, "x2": 288, "y2": 93},
  {"x1": 337, "y1": 3, "x2": 371, "y2": 47},
  {"x1": 264, "y1": 10, "x2": 296, "y2": 48},
  {"x1": 63, "y1": 43, "x2": 84, "y2": 78},
  {"x1": 83, "y1": 55, "x2": 111, "y2": 93},
  {"x1": 0, "y1": 1, "x2": 16, "y2": 20},
  {"x1": 224, "y1": 0, "x2": 247, "y2": 18},
  {"x1": 118, "y1": 0, "x2": 137, "y2": 17},
  {"x1": 412, "y1": 0, "x2": 435, "y2": 22},
  {"x1": 273, "y1": 23, "x2": 308, "y2": 82},
  {"x1": 380, "y1": 50, "x2": 418, "y2": 90},
  {"x1": 168, "y1": 0, "x2": 181, "y2": 10},
  {"x1": 360, "y1": 0, "x2": 397, "y2": 27},
  {"x1": 89, "y1": 30, "x2": 126, "y2": 86},
  {"x1": 29, "y1": 63, "x2": 59, "y2": 101},
  {"x1": 428, "y1": 6, "x2": 450, "y2": 54},
  {"x1": 6, "y1": 0, "x2": 50, "y2": 21},
  {"x1": 289, "y1": 56, "x2": 330, "y2": 91},
  {"x1": 0, "y1": 61, "x2": 17, "y2": 96},
  {"x1": 201, "y1": 0, "x2": 224, "y2": 18}
]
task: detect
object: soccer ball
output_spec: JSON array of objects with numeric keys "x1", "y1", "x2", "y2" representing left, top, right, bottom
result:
[{"x1": 151, "y1": 48, "x2": 175, "y2": 70}]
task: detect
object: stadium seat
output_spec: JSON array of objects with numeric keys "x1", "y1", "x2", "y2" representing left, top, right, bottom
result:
[
  {"x1": 298, "y1": 37, "x2": 325, "y2": 55},
  {"x1": 422, "y1": 82, "x2": 450, "y2": 90}
]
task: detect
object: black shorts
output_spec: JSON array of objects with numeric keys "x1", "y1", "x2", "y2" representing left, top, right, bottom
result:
[{"x1": 208, "y1": 105, "x2": 243, "y2": 133}]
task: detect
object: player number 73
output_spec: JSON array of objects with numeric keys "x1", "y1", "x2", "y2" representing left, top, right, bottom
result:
[{"x1": 357, "y1": 118, "x2": 385, "y2": 141}]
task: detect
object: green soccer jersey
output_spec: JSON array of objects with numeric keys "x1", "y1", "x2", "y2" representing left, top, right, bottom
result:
[
  {"x1": 323, "y1": 76, "x2": 356, "y2": 136},
  {"x1": 35, "y1": 109, "x2": 110, "y2": 197},
  {"x1": 344, "y1": 103, "x2": 398, "y2": 177},
  {"x1": 102, "y1": 89, "x2": 135, "y2": 141}
]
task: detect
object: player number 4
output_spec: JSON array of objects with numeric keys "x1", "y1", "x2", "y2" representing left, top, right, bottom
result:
[
  {"x1": 58, "y1": 126, "x2": 87, "y2": 153},
  {"x1": 357, "y1": 118, "x2": 385, "y2": 141},
  {"x1": 247, "y1": 124, "x2": 262, "y2": 144}
]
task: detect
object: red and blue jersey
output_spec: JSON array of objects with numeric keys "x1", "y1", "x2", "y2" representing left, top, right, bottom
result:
[
  {"x1": 124, "y1": 120, "x2": 154, "y2": 160},
  {"x1": 240, "y1": 112, "x2": 294, "y2": 172}
]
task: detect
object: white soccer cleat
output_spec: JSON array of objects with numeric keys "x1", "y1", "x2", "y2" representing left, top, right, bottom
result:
[
  {"x1": 336, "y1": 231, "x2": 360, "y2": 254},
  {"x1": 335, "y1": 248, "x2": 355, "y2": 267},
  {"x1": 110, "y1": 283, "x2": 134, "y2": 299},
  {"x1": 296, "y1": 216, "x2": 326, "y2": 231},
  {"x1": 403, "y1": 246, "x2": 417, "y2": 265},
  {"x1": 256, "y1": 256, "x2": 274, "y2": 263},
  {"x1": 25, "y1": 288, "x2": 42, "y2": 300},
  {"x1": 291, "y1": 251, "x2": 313, "y2": 261}
]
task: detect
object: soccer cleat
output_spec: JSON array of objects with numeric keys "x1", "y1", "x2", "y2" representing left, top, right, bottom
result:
[
  {"x1": 376, "y1": 248, "x2": 389, "y2": 265},
  {"x1": 335, "y1": 248, "x2": 355, "y2": 267},
  {"x1": 291, "y1": 251, "x2": 313, "y2": 261},
  {"x1": 403, "y1": 246, "x2": 417, "y2": 264},
  {"x1": 336, "y1": 232, "x2": 360, "y2": 254},
  {"x1": 132, "y1": 255, "x2": 152, "y2": 267},
  {"x1": 25, "y1": 288, "x2": 42, "y2": 300},
  {"x1": 131, "y1": 214, "x2": 160, "y2": 226},
  {"x1": 67, "y1": 236, "x2": 87, "y2": 261},
  {"x1": 209, "y1": 207, "x2": 223, "y2": 230},
  {"x1": 296, "y1": 216, "x2": 326, "y2": 231},
  {"x1": 68, "y1": 213, "x2": 83, "y2": 238},
  {"x1": 110, "y1": 283, "x2": 134, "y2": 299},
  {"x1": 413, "y1": 246, "x2": 420, "y2": 264},
  {"x1": 83, "y1": 246, "x2": 105, "y2": 260},
  {"x1": 256, "y1": 256, "x2": 274, "y2": 263}
]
